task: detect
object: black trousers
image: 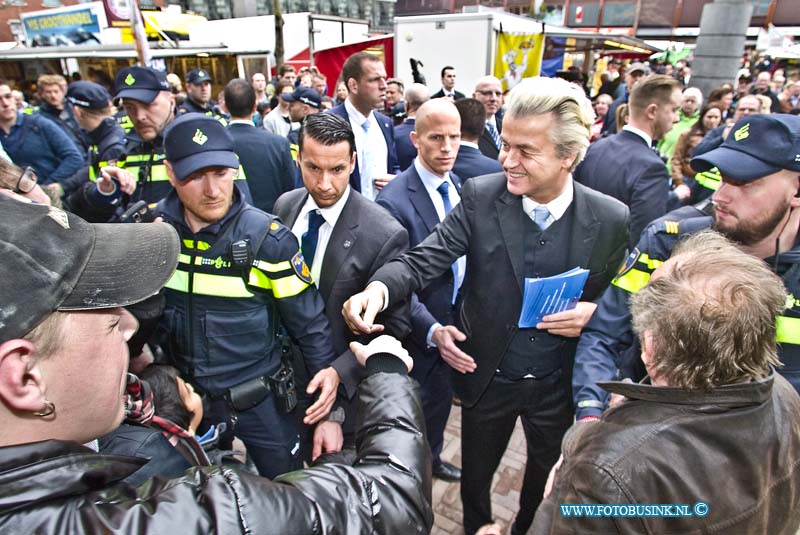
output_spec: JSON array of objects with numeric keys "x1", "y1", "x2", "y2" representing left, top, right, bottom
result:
[{"x1": 461, "y1": 370, "x2": 573, "y2": 535}]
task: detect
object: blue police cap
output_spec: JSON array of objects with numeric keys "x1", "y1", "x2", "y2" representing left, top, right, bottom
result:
[
  {"x1": 164, "y1": 114, "x2": 239, "y2": 181},
  {"x1": 691, "y1": 114, "x2": 800, "y2": 182},
  {"x1": 67, "y1": 81, "x2": 111, "y2": 109},
  {"x1": 283, "y1": 86, "x2": 321, "y2": 109},
  {"x1": 186, "y1": 68, "x2": 213, "y2": 85},
  {"x1": 114, "y1": 66, "x2": 170, "y2": 104}
]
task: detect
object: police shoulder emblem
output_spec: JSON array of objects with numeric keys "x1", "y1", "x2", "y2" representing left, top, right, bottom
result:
[
  {"x1": 615, "y1": 247, "x2": 641, "y2": 279},
  {"x1": 192, "y1": 129, "x2": 208, "y2": 145},
  {"x1": 663, "y1": 220, "x2": 679, "y2": 235},
  {"x1": 291, "y1": 252, "x2": 313, "y2": 284}
]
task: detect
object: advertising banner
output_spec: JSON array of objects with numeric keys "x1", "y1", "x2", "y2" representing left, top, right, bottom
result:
[
  {"x1": 493, "y1": 32, "x2": 545, "y2": 91},
  {"x1": 21, "y1": 3, "x2": 108, "y2": 47}
]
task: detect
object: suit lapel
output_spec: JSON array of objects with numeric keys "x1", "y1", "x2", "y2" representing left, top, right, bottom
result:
[
  {"x1": 407, "y1": 167, "x2": 441, "y2": 235},
  {"x1": 496, "y1": 189, "x2": 526, "y2": 293},
  {"x1": 281, "y1": 190, "x2": 306, "y2": 228},
  {"x1": 566, "y1": 183, "x2": 599, "y2": 269},
  {"x1": 318, "y1": 192, "x2": 359, "y2": 300}
]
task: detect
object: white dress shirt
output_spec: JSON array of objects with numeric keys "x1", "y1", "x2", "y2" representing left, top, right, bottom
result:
[
  {"x1": 521, "y1": 177, "x2": 574, "y2": 223},
  {"x1": 345, "y1": 98, "x2": 388, "y2": 199},
  {"x1": 290, "y1": 187, "x2": 351, "y2": 286}
]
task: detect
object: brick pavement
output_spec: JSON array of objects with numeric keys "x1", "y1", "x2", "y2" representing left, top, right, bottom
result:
[{"x1": 431, "y1": 405, "x2": 526, "y2": 535}]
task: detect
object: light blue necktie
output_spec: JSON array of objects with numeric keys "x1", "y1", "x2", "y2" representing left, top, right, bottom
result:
[
  {"x1": 532, "y1": 206, "x2": 553, "y2": 231},
  {"x1": 437, "y1": 181, "x2": 459, "y2": 303},
  {"x1": 360, "y1": 120, "x2": 375, "y2": 199},
  {"x1": 486, "y1": 121, "x2": 501, "y2": 150}
]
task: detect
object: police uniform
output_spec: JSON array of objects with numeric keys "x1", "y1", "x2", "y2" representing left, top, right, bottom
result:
[
  {"x1": 111, "y1": 66, "x2": 247, "y2": 208},
  {"x1": 573, "y1": 114, "x2": 800, "y2": 420},
  {"x1": 156, "y1": 115, "x2": 337, "y2": 479},
  {"x1": 176, "y1": 68, "x2": 228, "y2": 121}
]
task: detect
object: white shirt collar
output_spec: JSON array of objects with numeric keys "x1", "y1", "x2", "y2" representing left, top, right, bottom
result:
[
  {"x1": 459, "y1": 140, "x2": 480, "y2": 150},
  {"x1": 486, "y1": 115, "x2": 498, "y2": 128},
  {"x1": 300, "y1": 185, "x2": 351, "y2": 228},
  {"x1": 344, "y1": 97, "x2": 371, "y2": 126},
  {"x1": 414, "y1": 158, "x2": 450, "y2": 185},
  {"x1": 521, "y1": 177, "x2": 574, "y2": 221},
  {"x1": 622, "y1": 125, "x2": 653, "y2": 147},
  {"x1": 229, "y1": 119, "x2": 255, "y2": 126}
]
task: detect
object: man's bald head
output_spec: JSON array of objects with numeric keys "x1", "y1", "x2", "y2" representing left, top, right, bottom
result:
[
  {"x1": 404, "y1": 83, "x2": 430, "y2": 116},
  {"x1": 410, "y1": 99, "x2": 461, "y2": 177},
  {"x1": 415, "y1": 98, "x2": 461, "y2": 135}
]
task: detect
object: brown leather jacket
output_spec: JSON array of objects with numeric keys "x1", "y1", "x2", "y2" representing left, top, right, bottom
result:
[{"x1": 532, "y1": 373, "x2": 800, "y2": 534}]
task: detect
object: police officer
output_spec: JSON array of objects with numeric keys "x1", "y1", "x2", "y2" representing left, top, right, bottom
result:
[
  {"x1": 573, "y1": 113, "x2": 800, "y2": 421},
  {"x1": 112, "y1": 66, "x2": 249, "y2": 210},
  {"x1": 177, "y1": 68, "x2": 227, "y2": 120},
  {"x1": 157, "y1": 114, "x2": 339, "y2": 478},
  {"x1": 66, "y1": 81, "x2": 126, "y2": 184}
]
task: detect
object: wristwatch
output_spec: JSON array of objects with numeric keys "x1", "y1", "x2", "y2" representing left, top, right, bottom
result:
[{"x1": 15, "y1": 166, "x2": 37, "y2": 194}]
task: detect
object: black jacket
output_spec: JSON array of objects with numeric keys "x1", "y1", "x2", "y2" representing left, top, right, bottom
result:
[{"x1": 0, "y1": 361, "x2": 433, "y2": 534}]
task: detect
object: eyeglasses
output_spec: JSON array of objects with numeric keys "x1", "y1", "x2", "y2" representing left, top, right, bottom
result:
[
  {"x1": 476, "y1": 89, "x2": 503, "y2": 97},
  {"x1": 15, "y1": 166, "x2": 37, "y2": 194}
]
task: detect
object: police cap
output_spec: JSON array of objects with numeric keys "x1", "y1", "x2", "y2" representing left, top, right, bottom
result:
[
  {"x1": 164, "y1": 114, "x2": 239, "y2": 181},
  {"x1": 67, "y1": 81, "x2": 111, "y2": 109},
  {"x1": 186, "y1": 68, "x2": 213, "y2": 85},
  {"x1": 114, "y1": 66, "x2": 170, "y2": 104},
  {"x1": 691, "y1": 114, "x2": 800, "y2": 182},
  {"x1": 283, "y1": 86, "x2": 322, "y2": 109}
]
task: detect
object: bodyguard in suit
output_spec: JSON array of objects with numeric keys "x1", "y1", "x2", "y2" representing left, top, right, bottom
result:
[
  {"x1": 328, "y1": 52, "x2": 400, "y2": 199},
  {"x1": 394, "y1": 83, "x2": 431, "y2": 172},
  {"x1": 473, "y1": 76, "x2": 504, "y2": 160},
  {"x1": 376, "y1": 98, "x2": 465, "y2": 482},
  {"x1": 343, "y1": 77, "x2": 629, "y2": 535},
  {"x1": 224, "y1": 79, "x2": 295, "y2": 214},
  {"x1": 273, "y1": 113, "x2": 413, "y2": 459},
  {"x1": 453, "y1": 98, "x2": 504, "y2": 181},
  {"x1": 575, "y1": 74, "x2": 681, "y2": 248},
  {"x1": 432, "y1": 66, "x2": 466, "y2": 100}
]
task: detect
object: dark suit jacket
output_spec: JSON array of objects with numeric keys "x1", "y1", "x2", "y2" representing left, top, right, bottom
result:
[
  {"x1": 574, "y1": 129, "x2": 669, "y2": 248},
  {"x1": 478, "y1": 112, "x2": 504, "y2": 159},
  {"x1": 370, "y1": 174, "x2": 629, "y2": 407},
  {"x1": 432, "y1": 89, "x2": 466, "y2": 100},
  {"x1": 452, "y1": 144, "x2": 502, "y2": 181},
  {"x1": 394, "y1": 118, "x2": 417, "y2": 172},
  {"x1": 328, "y1": 104, "x2": 400, "y2": 193},
  {"x1": 273, "y1": 188, "x2": 412, "y2": 396},
  {"x1": 228, "y1": 123, "x2": 295, "y2": 214},
  {"x1": 375, "y1": 165, "x2": 462, "y2": 354}
]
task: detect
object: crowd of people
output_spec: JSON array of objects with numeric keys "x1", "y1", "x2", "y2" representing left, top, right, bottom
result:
[{"x1": 0, "y1": 50, "x2": 799, "y2": 535}]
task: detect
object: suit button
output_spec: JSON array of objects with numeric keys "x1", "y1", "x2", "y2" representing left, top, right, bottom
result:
[
  {"x1": 529, "y1": 336, "x2": 536, "y2": 342},
  {"x1": 539, "y1": 240, "x2": 546, "y2": 246}
]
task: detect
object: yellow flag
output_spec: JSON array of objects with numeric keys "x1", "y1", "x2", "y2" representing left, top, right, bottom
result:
[{"x1": 494, "y1": 33, "x2": 545, "y2": 91}]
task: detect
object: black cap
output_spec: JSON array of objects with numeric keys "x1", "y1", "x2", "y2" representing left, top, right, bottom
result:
[
  {"x1": 691, "y1": 114, "x2": 800, "y2": 182},
  {"x1": 67, "y1": 81, "x2": 111, "y2": 109},
  {"x1": 283, "y1": 87, "x2": 322, "y2": 109},
  {"x1": 0, "y1": 196, "x2": 179, "y2": 342},
  {"x1": 186, "y1": 68, "x2": 213, "y2": 85},
  {"x1": 114, "y1": 66, "x2": 170, "y2": 104},
  {"x1": 164, "y1": 114, "x2": 239, "y2": 181}
]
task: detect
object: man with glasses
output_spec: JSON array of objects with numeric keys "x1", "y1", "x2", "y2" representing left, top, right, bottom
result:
[{"x1": 473, "y1": 76, "x2": 504, "y2": 159}]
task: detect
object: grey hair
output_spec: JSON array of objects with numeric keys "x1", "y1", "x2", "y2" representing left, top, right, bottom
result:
[
  {"x1": 631, "y1": 230, "x2": 785, "y2": 389},
  {"x1": 504, "y1": 77, "x2": 595, "y2": 171}
]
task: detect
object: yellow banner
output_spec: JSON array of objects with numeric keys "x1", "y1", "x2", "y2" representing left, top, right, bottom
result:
[{"x1": 494, "y1": 33, "x2": 545, "y2": 91}]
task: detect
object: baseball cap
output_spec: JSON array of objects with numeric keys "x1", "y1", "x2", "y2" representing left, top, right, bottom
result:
[
  {"x1": 114, "y1": 66, "x2": 170, "y2": 104},
  {"x1": 691, "y1": 114, "x2": 800, "y2": 182},
  {"x1": 282, "y1": 87, "x2": 322, "y2": 109},
  {"x1": 67, "y1": 81, "x2": 112, "y2": 109},
  {"x1": 186, "y1": 68, "x2": 212, "y2": 85},
  {"x1": 628, "y1": 62, "x2": 650, "y2": 75},
  {"x1": 0, "y1": 196, "x2": 179, "y2": 342},
  {"x1": 164, "y1": 114, "x2": 239, "y2": 181}
]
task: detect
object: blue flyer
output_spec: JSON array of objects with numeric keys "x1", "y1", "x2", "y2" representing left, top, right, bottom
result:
[{"x1": 518, "y1": 267, "x2": 590, "y2": 328}]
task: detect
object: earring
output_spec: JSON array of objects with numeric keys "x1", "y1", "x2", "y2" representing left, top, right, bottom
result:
[{"x1": 33, "y1": 400, "x2": 56, "y2": 418}]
